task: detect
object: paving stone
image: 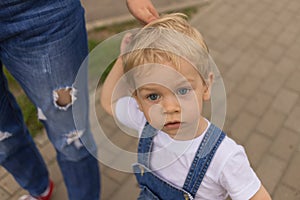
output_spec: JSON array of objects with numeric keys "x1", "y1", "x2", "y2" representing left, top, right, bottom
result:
[
  {"x1": 239, "y1": 10, "x2": 257, "y2": 26},
  {"x1": 252, "y1": 31, "x2": 274, "y2": 51},
  {"x1": 282, "y1": 153, "x2": 300, "y2": 190},
  {"x1": 223, "y1": 22, "x2": 245, "y2": 41},
  {"x1": 101, "y1": 174, "x2": 120, "y2": 200},
  {"x1": 0, "y1": 174, "x2": 20, "y2": 195},
  {"x1": 203, "y1": 21, "x2": 227, "y2": 42},
  {"x1": 273, "y1": 184, "x2": 300, "y2": 200},
  {"x1": 244, "y1": 21, "x2": 265, "y2": 38},
  {"x1": 98, "y1": 128, "x2": 138, "y2": 169},
  {"x1": 126, "y1": 140, "x2": 139, "y2": 152},
  {"x1": 236, "y1": 75, "x2": 261, "y2": 98},
  {"x1": 276, "y1": 26, "x2": 298, "y2": 47},
  {"x1": 191, "y1": 15, "x2": 211, "y2": 32},
  {"x1": 225, "y1": 60, "x2": 250, "y2": 83},
  {"x1": 244, "y1": 132, "x2": 272, "y2": 168},
  {"x1": 257, "y1": 108, "x2": 286, "y2": 138},
  {"x1": 50, "y1": 182, "x2": 68, "y2": 200},
  {"x1": 269, "y1": 128, "x2": 300, "y2": 161},
  {"x1": 216, "y1": 46, "x2": 241, "y2": 67},
  {"x1": 249, "y1": 58, "x2": 273, "y2": 80},
  {"x1": 246, "y1": 91, "x2": 272, "y2": 117},
  {"x1": 285, "y1": 20, "x2": 300, "y2": 36},
  {"x1": 221, "y1": 118, "x2": 233, "y2": 136},
  {"x1": 213, "y1": 3, "x2": 234, "y2": 20},
  {"x1": 99, "y1": 113, "x2": 119, "y2": 134},
  {"x1": 97, "y1": 143, "x2": 120, "y2": 167},
  {"x1": 34, "y1": 130, "x2": 49, "y2": 147},
  {"x1": 285, "y1": 42, "x2": 300, "y2": 62},
  {"x1": 272, "y1": 88, "x2": 299, "y2": 114},
  {"x1": 226, "y1": 93, "x2": 247, "y2": 121},
  {"x1": 284, "y1": 106, "x2": 300, "y2": 133},
  {"x1": 250, "y1": 0, "x2": 268, "y2": 14},
  {"x1": 110, "y1": 152, "x2": 138, "y2": 174},
  {"x1": 264, "y1": 20, "x2": 285, "y2": 37},
  {"x1": 202, "y1": 101, "x2": 211, "y2": 121},
  {"x1": 256, "y1": 154, "x2": 287, "y2": 194},
  {"x1": 109, "y1": 175, "x2": 140, "y2": 200},
  {"x1": 208, "y1": 35, "x2": 233, "y2": 54},
  {"x1": 223, "y1": 78, "x2": 237, "y2": 96},
  {"x1": 10, "y1": 189, "x2": 27, "y2": 200},
  {"x1": 96, "y1": 102, "x2": 109, "y2": 119},
  {"x1": 48, "y1": 161, "x2": 64, "y2": 185},
  {"x1": 0, "y1": 167, "x2": 7, "y2": 179},
  {"x1": 103, "y1": 166, "x2": 132, "y2": 184},
  {"x1": 262, "y1": 72, "x2": 288, "y2": 96},
  {"x1": 258, "y1": 7, "x2": 276, "y2": 26},
  {"x1": 285, "y1": 70, "x2": 300, "y2": 93},
  {"x1": 270, "y1": 0, "x2": 289, "y2": 14},
  {"x1": 240, "y1": 47, "x2": 263, "y2": 67},
  {"x1": 40, "y1": 141, "x2": 56, "y2": 164},
  {"x1": 230, "y1": 112, "x2": 258, "y2": 144},
  {"x1": 275, "y1": 8, "x2": 294, "y2": 25},
  {"x1": 109, "y1": 129, "x2": 136, "y2": 149},
  {"x1": 232, "y1": 34, "x2": 253, "y2": 51},
  {"x1": 287, "y1": 0, "x2": 300, "y2": 13},
  {"x1": 0, "y1": 187, "x2": 10, "y2": 200},
  {"x1": 264, "y1": 43, "x2": 286, "y2": 63},
  {"x1": 274, "y1": 56, "x2": 296, "y2": 77}
]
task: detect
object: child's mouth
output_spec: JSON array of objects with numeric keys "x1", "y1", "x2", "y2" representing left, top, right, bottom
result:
[{"x1": 164, "y1": 121, "x2": 181, "y2": 129}]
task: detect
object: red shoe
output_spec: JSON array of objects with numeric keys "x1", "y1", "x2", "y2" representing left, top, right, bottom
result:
[{"x1": 19, "y1": 180, "x2": 54, "y2": 200}]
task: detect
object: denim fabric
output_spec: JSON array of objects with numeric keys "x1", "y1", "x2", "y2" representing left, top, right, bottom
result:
[
  {"x1": 0, "y1": 0, "x2": 100, "y2": 199},
  {"x1": 133, "y1": 122, "x2": 225, "y2": 200}
]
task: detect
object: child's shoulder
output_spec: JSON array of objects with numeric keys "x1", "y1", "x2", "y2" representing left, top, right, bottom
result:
[
  {"x1": 208, "y1": 123, "x2": 242, "y2": 155},
  {"x1": 217, "y1": 135, "x2": 244, "y2": 158},
  {"x1": 209, "y1": 132, "x2": 249, "y2": 176}
]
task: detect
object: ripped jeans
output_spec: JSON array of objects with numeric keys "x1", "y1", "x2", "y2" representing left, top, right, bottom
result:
[{"x1": 0, "y1": 0, "x2": 100, "y2": 199}]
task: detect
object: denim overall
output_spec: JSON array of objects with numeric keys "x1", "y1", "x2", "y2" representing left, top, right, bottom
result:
[{"x1": 133, "y1": 123, "x2": 225, "y2": 200}]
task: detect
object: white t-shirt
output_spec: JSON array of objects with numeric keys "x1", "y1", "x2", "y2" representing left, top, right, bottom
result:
[{"x1": 115, "y1": 97, "x2": 261, "y2": 200}]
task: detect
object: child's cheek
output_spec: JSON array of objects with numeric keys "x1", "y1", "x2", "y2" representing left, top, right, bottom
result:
[
  {"x1": 146, "y1": 104, "x2": 166, "y2": 130},
  {"x1": 180, "y1": 98, "x2": 201, "y2": 121}
]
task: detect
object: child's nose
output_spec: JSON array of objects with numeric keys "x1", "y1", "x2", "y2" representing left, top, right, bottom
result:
[{"x1": 162, "y1": 95, "x2": 181, "y2": 114}]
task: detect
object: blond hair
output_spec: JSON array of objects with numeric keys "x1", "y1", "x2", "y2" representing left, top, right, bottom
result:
[{"x1": 122, "y1": 13, "x2": 212, "y2": 83}]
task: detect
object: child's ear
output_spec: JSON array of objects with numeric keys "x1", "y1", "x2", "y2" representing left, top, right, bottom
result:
[{"x1": 203, "y1": 72, "x2": 214, "y2": 101}]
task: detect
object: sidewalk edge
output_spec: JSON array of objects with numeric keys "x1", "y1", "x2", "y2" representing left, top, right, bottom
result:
[{"x1": 86, "y1": 0, "x2": 211, "y2": 32}]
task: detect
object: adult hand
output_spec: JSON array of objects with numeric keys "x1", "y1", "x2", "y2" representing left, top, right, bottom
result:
[{"x1": 126, "y1": 0, "x2": 159, "y2": 24}]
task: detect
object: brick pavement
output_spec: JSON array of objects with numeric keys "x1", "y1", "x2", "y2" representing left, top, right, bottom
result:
[
  {"x1": 191, "y1": 0, "x2": 300, "y2": 199},
  {"x1": 1, "y1": 0, "x2": 300, "y2": 199}
]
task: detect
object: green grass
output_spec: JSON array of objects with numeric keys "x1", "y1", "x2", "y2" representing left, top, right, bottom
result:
[
  {"x1": 16, "y1": 94, "x2": 44, "y2": 137},
  {"x1": 88, "y1": 40, "x2": 100, "y2": 52},
  {"x1": 3, "y1": 68, "x2": 44, "y2": 137},
  {"x1": 5, "y1": 6, "x2": 199, "y2": 137},
  {"x1": 88, "y1": 7, "x2": 198, "y2": 49}
]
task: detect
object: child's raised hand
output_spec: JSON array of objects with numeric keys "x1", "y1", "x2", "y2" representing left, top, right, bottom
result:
[{"x1": 120, "y1": 33, "x2": 133, "y2": 55}]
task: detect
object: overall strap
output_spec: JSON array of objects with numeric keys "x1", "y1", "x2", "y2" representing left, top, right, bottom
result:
[
  {"x1": 137, "y1": 122, "x2": 157, "y2": 168},
  {"x1": 183, "y1": 124, "x2": 225, "y2": 198}
]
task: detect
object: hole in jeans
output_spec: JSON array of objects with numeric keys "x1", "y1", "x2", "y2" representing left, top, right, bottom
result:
[{"x1": 53, "y1": 87, "x2": 77, "y2": 110}]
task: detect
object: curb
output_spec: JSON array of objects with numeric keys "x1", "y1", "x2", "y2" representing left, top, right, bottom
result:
[{"x1": 86, "y1": 0, "x2": 210, "y2": 32}]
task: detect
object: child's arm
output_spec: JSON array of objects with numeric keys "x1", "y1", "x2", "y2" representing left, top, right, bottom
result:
[
  {"x1": 101, "y1": 33, "x2": 134, "y2": 116},
  {"x1": 250, "y1": 185, "x2": 272, "y2": 200},
  {"x1": 100, "y1": 57, "x2": 128, "y2": 116}
]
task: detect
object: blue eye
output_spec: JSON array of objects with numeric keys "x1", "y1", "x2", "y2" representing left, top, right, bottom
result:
[
  {"x1": 147, "y1": 94, "x2": 160, "y2": 101},
  {"x1": 177, "y1": 88, "x2": 190, "y2": 95}
]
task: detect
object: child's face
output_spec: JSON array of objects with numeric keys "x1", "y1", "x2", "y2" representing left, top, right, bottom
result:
[{"x1": 133, "y1": 59, "x2": 212, "y2": 140}]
